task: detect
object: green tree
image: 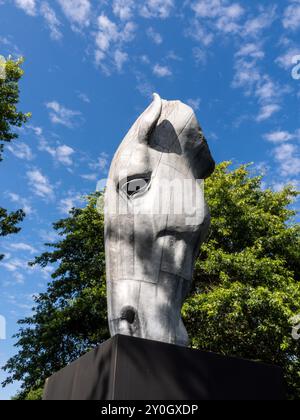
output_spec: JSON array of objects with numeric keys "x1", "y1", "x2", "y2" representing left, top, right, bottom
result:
[
  {"x1": 0, "y1": 207, "x2": 25, "y2": 260},
  {"x1": 0, "y1": 57, "x2": 31, "y2": 161},
  {"x1": 2, "y1": 194, "x2": 109, "y2": 400},
  {"x1": 0, "y1": 57, "x2": 30, "y2": 255},
  {"x1": 2, "y1": 164, "x2": 300, "y2": 399}
]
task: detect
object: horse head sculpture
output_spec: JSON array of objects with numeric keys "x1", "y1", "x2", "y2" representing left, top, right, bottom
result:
[{"x1": 104, "y1": 94, "x2": 215, "y2": 346}]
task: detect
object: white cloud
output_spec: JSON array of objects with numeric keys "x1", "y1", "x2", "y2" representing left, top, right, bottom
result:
[
  {"x1": 46, "y1": 101, "x2": 82, "y2": 128},
  {"x1": 39, "y1": 229, "x2": 60, "y2": 243},
  {"x1": 57, "y1": 0, "x2": 91, "y2": 27},
  {"x1": 7, "y1": 142, "x2": 34, "y2": 161},
  {"x1": 276, "y1": 47, "x2": 300, "y2": 70},
  {"x1": 39, "y1": 139, "x2": 75, "y2": 166},
  {"x1": 9, "y1": 243, "x2": 37, "y2": 254},
  {"x1": 94, "y1": 14, "x2": 136, "y2": 72},
  {"x1": 185, "y1": 21, "x2": 214, "y2": 46},
  {"x1": 80, "y1": 173, "x2": 98, "y2": 181},
  {"x1": 26, "y1": 169, "x2": 55, "y2": 200},
  {"x1": 153, "y1": 64, "x2": 172, "y2": 77},
  {"x1": 242, "y1": 6, "x2": 277, "y2": 38},
  {"x1": 233, "y1": 44, "x2": 283, "y2": 122},
  {"x1": 147, "y1": 27, "x2": 163, "y2": 44},
  {"x1": 256, "y1": 104, "x2": 280, "y2": 122},
  {"x1": 40, "y1": 2, "x2": 62, "y2": 41},
  {"x1": 232, "y1": 45, "x2": 263, "y2": 92},
  {"x1": 193, "y1": 47, "x2": 208, "y2": 66},
  {"x1": 58, "y1": 192, "x2": 83, "y2": 215},
  {"x1": 56, "y1": 145, "x2": 75, "y2": 165},
  {"x1": 190, "y1": 0, "x2": 244, "y2": 38},
  {"x1": 114, "y1": 49, "x2": 128, "y2": 72},
  {"x1": 7, "y1": 192, "x2": 34, "y2": 216},
  {"x1": 89, "y1": 153, "x2": 109, "y2": 171},
  {"x1": 81, "y1": 153, "x2": 109, "y2": 181},
  {"x1": 13, "y1": 272, "x2": 25, "y2": 284},
  {"x1": 77, "y1": 92, "x2": 90, "y2": 103},
  {"x1": 271, "y1": 179, "x2": 299, "y2": 192},
  {"x1": 96, "y1": 15, "x2": 135, "y2": 52},
  {"x1": 0, "y1": 36, "x2": 22, "y2": 56},
  {"x1": 96, "y1": 14, "x2": 119, "y2": 52},
  {"x1": 135, "y1": 71, "x2": 155, "y2": 98},
  {"x1": 273, "y1": 143, "x2": 300, "y2": 177},
  {"x1": 113, "y1": 0, "x2": 135, "y2": 21},
  {"x1": 28, "y1": 125, "x2": 43, "y2": 136},
  {"x1": 283, "y1": 2, "x2": 300, "y2": 31},
  {"x1": 140, "y1": 0, "x2": 174, "y2": 19},
  {"x1": 14, "y1": 0, "x2": 37, "y2": 16},
  {"x1": 192, "y1": 0, "x2": 243, "y2": 19},
  {"x1": 264, "y1": 130, "x2": 300, "y2": 143},
  {"x1": 1, "y1": 257, "x2": 25, "y2": 272},
  {"x1": 235, "y1": 43, "x2": 265, "y2": 60},
  {"x1": 187, "y1": 98, "x2": 201, "y2": 111}
]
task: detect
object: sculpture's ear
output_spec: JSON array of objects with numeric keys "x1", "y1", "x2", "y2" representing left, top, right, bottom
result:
[{"x1": 138, "y1": 93, "x2": 162, "y2": 144}]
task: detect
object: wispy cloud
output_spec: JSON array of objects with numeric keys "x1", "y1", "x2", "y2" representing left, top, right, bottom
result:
[
  {"x1": 40, "y1": 2, "x2": 62, "y2": 41},
  {"x1": 135, "y1": 71, "x2": 155, "y2": 98},
  {"x1": 26, "y1": 168, "x2": 55, "y2": 200},
  {"x1": 114, "y1": 49, "x2": 128, "y2": 72},
  {"x1": 94, "y1": 13, "x2": 135, "y2": 73},
  {"x1": 187, "y1": 98, "x2": 201, "y2": 111},
  {"x1": 153, "y1": 64, "x2": 172, "y2": 77},
  {"x1": 273, "y1": 143, "x2": 300, "y2": 177},
  {"x1": 9, "y1": 242, "x2": 37, "y2": 254},
  {"x1": 46, "y1": 101, "x2": 82, "y2": 128},
  {"x1": 57, "y1": 192, "x2": 84, "y2": 215},
  {"x1": 57, "y1": 0, "x2": 91, "y2": 28},
  {"x1": 27, "y1": 125, "x2": 43, "y2": 136},
  {"x1": 256, "y1": 104, "x2": 281, "y2": 123},
  {"x1": 14, "y1": 0, "x2": 37, "y2": 16},
  {"x1": 282, "y1": 1, "x2": 300, "y2": 31},
  {"x1": 242, "y1": 6, "x2": 277, "y2": 39},
  {"x1": 147, "y1": 27, "x2": 163, "y2": 45},
  {"x1": 264, "y1": 130, "x2": 300, "y2": 143},
  {"x1": 140, "y1": 0, "x2": 174, "y2": 19},
  {"x1": 188, "y1": 0, "x2": 245, "y2": 43},
  {"x1": 7, "y1": 142, "x2": 34, "y2": 161},
  {"x1": 39, "y1": 138, "x2": 75, "y2": 166},
  {"x1": 276, "y1": 46, "x2": 300, "y2": 70},
  {"x1": 77, "y1": 92, "x2": 90, "y2": 103},
  {"x1": 0, "y1": 35, "x2": 22, "y2": 57},
  {"x1": 80, "y1": 152, "x2": 109, "y2": 181},
  {"x1": 112, "y1": 0, "x2": 135, "y2": 21},
  {"x1": 232, "y1": 42, "x2": 284, "y2": 122},
  {"x1": 7, "y1": 193, "x2": 34, "y2": 216}
]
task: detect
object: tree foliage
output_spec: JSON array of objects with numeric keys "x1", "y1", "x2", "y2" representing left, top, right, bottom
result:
[
  {"x1": 0, "y1": 57, "x2": 31, "y2": 161},
  {"x1": 2, "y1": 164, "x2": 300, "y2": 399},
  {"x1": 0, "y1": 57, "x2": 29, "y2": 259},
  {"x1": 0, "y1": 207, "x2": 25, "y2": 260},
  {"x1": 183, "y1": 162, "x2": 300, "y2": 399},
  {"x1": 2, "y1": 195, "x2": 109, "y2": 399}
]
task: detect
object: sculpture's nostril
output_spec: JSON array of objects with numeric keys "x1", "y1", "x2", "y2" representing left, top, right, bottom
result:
[{"x1": 121, "y1": 307, "x2": 136, "y2": 324}]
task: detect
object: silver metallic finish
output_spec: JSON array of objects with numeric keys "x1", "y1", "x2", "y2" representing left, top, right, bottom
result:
[{"x1": 104, "y1": 94, "x2": 215, "y2": 346}]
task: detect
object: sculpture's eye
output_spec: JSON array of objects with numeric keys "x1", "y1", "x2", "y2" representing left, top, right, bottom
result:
[{"x1": 121, "y1": 177, "x2": 151, "y2": 198}]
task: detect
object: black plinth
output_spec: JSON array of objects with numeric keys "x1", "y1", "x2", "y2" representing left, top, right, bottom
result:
[{"x1": 43, "y1": 334, "x2": 285, "y2": 400}]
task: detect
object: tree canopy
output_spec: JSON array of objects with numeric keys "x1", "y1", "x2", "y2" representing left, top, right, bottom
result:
[
  {"x1": 0, "y1": 57, "x2": 30, "y2": 258},
  {"x1": 0, "y1": 207, "x2": 25, "y2": 261},
  {"x1": 2, "y1": 163, "x2": 300, "y2": 399},
  {"x1": 0, "y1": 57, "x2": 31, "y2": 161}
]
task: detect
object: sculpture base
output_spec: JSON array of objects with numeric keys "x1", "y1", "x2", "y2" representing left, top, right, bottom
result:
[{"x1": 43, "y1": 335, "x2": 285, "y2": 400}]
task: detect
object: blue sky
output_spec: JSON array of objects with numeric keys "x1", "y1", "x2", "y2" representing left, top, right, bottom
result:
[{"x1": 0, "y1": 0, "x2": 299, "y2": 399}]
